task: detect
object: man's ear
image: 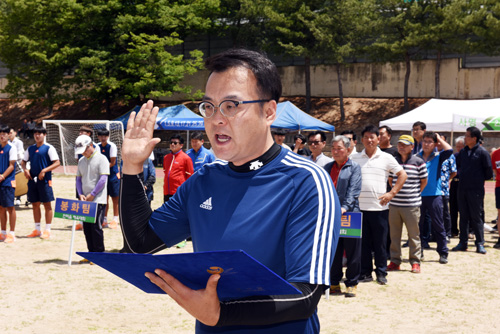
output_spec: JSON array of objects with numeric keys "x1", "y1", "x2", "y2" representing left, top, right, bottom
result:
[{"x1": 265, "y1": 100, "x2": 277, "y2": 126}]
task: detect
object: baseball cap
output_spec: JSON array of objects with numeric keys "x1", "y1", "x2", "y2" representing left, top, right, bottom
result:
[
  {"x1": 398, "y1": 135, "x2": 414, "y2": 145},
  {"x1": 75, "y1": 135, "x2": 92, "y2": 155}
]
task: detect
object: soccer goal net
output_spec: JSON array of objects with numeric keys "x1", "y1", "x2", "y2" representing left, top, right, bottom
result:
[{"x1": 42, "y1": 120, "x2": 124, "y2": 175}]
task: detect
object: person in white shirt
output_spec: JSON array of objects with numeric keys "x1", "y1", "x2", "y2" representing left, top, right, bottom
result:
[
  {"x1": 307, "y1": 131, "x2": 333, "y2": 168},
  {"x1": 272, "y1": 128, "x2": 291, "y2": 151},
  {"x1": 350, "y1": 125, "x2": 407, "y2": 285},
  {"x1": 8, "y1": 127, "x2": 24, "y2": 206},
  {"x1": 341, "y1": 130, "x2": 359, "y2": 157}
]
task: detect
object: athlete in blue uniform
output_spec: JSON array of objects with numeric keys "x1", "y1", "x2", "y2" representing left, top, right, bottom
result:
[
  {"x1": 119, "y1": 49, "x2": 341, "y2": 333},
  {"x1": 22, "y1": 126, "x2": 60, "y2": 239},
  {"x1": 186, "y1": 131, "x2": 215, "y2": 172},
  {"x1": 0, "y1": 124, "x2": 18, "y2": 243},
  {"x1": 97, "y1": 128, "x2": 120, "y2": 228}
]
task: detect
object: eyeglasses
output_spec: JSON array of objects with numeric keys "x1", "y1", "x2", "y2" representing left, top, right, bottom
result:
[
  {"x1": 170, "y1": 141, "x2": 180, "y2": 145},
  {"x1": 308, "y1": 141, "x2": 323, "y2": 145},
  {"x1": 198, "y1": 99, "x2": 270, "y2": 118}
]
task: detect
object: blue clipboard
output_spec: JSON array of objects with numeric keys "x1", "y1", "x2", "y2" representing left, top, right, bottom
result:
[{"x1": 77, "y1": 250, "x2": 300, "y2": 301}]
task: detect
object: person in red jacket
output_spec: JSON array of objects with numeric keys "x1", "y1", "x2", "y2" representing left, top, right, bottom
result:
[{"x1": 163, "y1": 134, "x2": 194, "y2": 203}]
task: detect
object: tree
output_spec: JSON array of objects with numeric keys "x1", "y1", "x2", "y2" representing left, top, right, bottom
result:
[
  {"x1": 0, "y1": 0, "x2": 219, "y2": 117},
  {"x1": 72, "y1": 0, "x2": 219, "y2": 117},
  {"x1": 367, "y1": 0, "x2": 429, "y2": 112},
  {"x1": 315, "y1": 0, "x2": 377, "y2": 121},
  {"x1": 221, "y1": 1, "x2": 330, "y2": 113},
  {"x1": 462, "y1": 0, "x2": 500, "y2": 56},
  {"x1": 0, "y1": 0, "x2": 81, "y2": 114}
]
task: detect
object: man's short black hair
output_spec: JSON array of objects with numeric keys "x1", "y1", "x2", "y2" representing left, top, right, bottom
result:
[
  {"x1": 412, "y1": 121, "x2": 426, "y2": 131},
  {"x1": 273, "y1": 128, "x2": 287, "y2": 136},
  {"x1": 170, "y1": 134, "x2": 184, "y2": 145},
  {"x1": 361, "y1": 125, "x2": 379, "y2": 137},
  {"x1": 190, "y1": 131, "x2": 204, "y2": 141},
  {"x1": 340, "y1": 130, "x2": 357, "y2": 141},
  {"x1": 97, "y1": 128, "x2": 110, "y2": 136},
  {"x1": 205, "y1": 48, "x2": 282, "y2": 102},
  {"x1": 467, "y1": 126, "x2": 481, "y2": 144},
  {"x1": 0, "y1": 124, "x2": 9, "y2": 134},
  {"x1": 33, "y1": 125, "x2": 46, "y2": 134},
  {"x1": 308, "y1": 131, "x2": 327, "y2": 142},
  {"x1": 379, "y1": 125, "x2": 392, "y2": 137},
  {"x1": 423, "y1": 131, "x2": 438, "y2": 143},
  {"x1": 294, "y1": 133, "x2": 306, "y2": 144}
]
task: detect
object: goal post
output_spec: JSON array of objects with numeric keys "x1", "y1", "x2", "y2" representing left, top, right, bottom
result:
[{"x1": 42, "y1": 120, "x2": 125, "y2": 175}]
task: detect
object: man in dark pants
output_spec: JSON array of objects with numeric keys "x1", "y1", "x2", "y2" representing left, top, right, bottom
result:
[
  {"x1": 452, "y1": 127, "x2": 493, "y2": 254},
  {"x1": 417, "y1": 132, "x2": 452, "y2": 264},
  {"x1": 350, "y1": 125, "x2": 407, "y2": 285},
  {"x1": 324, "y1": 135, "x2": 362, "y2": 297},
  {"x1": 75, "y1": 135, "x2": 109, "y2": 255},
  {"x1": 437, "y1": 136, "x2": 457, "y2": 241},
  {"x1": 449, "y1": 136, "x2": 465, "y2": 237}
]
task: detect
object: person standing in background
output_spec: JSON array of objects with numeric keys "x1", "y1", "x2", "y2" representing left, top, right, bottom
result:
[
  {"x1": 0, "y1": 124, "x2": 17, "y2": 243},
  {"x1": 97, "y1": 128, "x2": 120, "y2": 229},
  {"x1": 186, "y1": 131, "x2": 215, "y2": 173},
  {"x1": 22, "y1": 126, "x2": 60, "y2": 240}
]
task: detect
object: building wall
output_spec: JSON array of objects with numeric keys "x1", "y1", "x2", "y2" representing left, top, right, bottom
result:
[
  {"x1": 281, "y1": 58, "x2": 500, "y2": 99},
  {"x1": 2, "y1": 58, "x2": 500, "y2": 101}
]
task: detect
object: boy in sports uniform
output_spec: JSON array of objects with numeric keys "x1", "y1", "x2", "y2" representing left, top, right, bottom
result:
[
  {"x1": 8, "y1": 127, "x2": 24, "y2": 206},
  {"x1": 120, "y1": 49, "x2": 341, "y2": 333},
  {"x1": 22, "y1": 126, "x2": 60, "y2": 239},
  {"x1": 97, "y1": 128, "x2": 120, "y2": 229},
  {"x1": 0, "y1": 124, "x2": 17, "y2": 243}
]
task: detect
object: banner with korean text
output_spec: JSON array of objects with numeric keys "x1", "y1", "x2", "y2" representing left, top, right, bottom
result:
[
  {"x1": 339, "y1": 212, "x2": 362, "y2": 238},
  {"x1": 54, "y1": 198, "x2": 97, "y2": 223}
]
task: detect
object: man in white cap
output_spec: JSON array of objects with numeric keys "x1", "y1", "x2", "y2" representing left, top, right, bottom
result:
[{"x1": 75, "y1": 135, "x2": 109, "y2": 255}]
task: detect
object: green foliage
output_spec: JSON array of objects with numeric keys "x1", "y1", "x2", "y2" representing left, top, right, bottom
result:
[
  {"x1": 0, "y1": 0, "x2": 82, "y2": 112},
  {"x1": 0, "y1": 0, "x2": 218, "y2": 114}
]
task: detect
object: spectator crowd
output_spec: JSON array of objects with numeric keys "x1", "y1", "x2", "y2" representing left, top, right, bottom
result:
[{"x1": 1, "y1": 120, "x2": 498, "y2": 298}]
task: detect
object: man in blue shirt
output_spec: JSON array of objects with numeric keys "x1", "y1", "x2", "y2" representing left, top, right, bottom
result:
[
  {"x1": 21, "y1": 126, "x2": 60, "y2": 239},
  {"x1": 119, "y1": 49, "x2": 341, "y2": 333},
  {"x1": 0, "y1": 124, "x2": 17, "y2": 243},
  {"x1": 417, "y1": 132, "x2": 452, "y2": 264},
  {"x1": 186, "y1": 131, "x2": 215, "y2": 172},
  {"x1": 97, "y1": 128, "x2": 120, "y2": 229}
]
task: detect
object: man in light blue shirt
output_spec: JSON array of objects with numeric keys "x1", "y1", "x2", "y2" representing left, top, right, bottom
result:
[{"x1": 186, "y1": 131, "x2": 215, "y2": 172}]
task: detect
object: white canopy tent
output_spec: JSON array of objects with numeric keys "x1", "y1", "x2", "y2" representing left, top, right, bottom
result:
[{"x1": 379, "y1": 98, "x2": 500, "y2": 132}]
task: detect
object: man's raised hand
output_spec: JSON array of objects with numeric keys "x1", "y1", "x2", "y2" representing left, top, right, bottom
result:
[{"x1": 122, "y1": 100, "x2": 161, "y2": 175}]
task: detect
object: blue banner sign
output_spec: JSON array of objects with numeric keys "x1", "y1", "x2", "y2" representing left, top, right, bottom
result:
[
  {"x1": 54, "y1": 198, "x2": 97, "y2": 223},
  {"x1": 339, "y1": 212, "x2": 362, "y2": 238}
]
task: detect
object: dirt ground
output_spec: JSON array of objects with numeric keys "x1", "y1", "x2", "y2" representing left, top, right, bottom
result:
[{"x1": 1, "y1": 174, "x2": 499, "y2": 334}]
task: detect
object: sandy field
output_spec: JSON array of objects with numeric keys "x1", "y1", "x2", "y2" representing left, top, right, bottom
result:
[{"x1": 1, "y1": 173, "x2": 499, "y2": 334}]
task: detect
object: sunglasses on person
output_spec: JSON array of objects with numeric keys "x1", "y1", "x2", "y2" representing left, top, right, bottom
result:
[
  {"x1": 308, "y1": 140, "x2": 323, "y2": 145},
  {"x1": 170, "y1": 141, "x2": 181, "y2": 145}
]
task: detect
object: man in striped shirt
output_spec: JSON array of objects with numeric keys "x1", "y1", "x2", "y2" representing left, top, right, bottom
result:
[{"x1": 387, "y1": 135, "x2": 428, "y2": 274}]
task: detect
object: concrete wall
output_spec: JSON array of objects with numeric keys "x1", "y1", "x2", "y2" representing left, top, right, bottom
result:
[
  {"x1": 2, "y1": 58, "x2": 500, "y2": 101},
  {"x1": 280, "y1": 58, "x2": 500, "y2": 99}
]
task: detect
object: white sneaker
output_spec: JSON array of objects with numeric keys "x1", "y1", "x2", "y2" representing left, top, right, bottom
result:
[
  {"x1": 484, "y1": 223, "x2": 494, "y2": 232},
  {"x1": 15, "y1": 199, "x2": 21, "y2": 206}
]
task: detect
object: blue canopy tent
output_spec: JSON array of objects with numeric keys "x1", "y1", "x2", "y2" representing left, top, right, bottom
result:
[
  {"x1": 115, "y1": 104, "x2": 204, "y2": 151},
  {"x1": 115, "y1": 104, "x2": 204, "y2": 131},
  {"x1": 272, "y1": 101, "x2": 335, "y2": 132}
]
